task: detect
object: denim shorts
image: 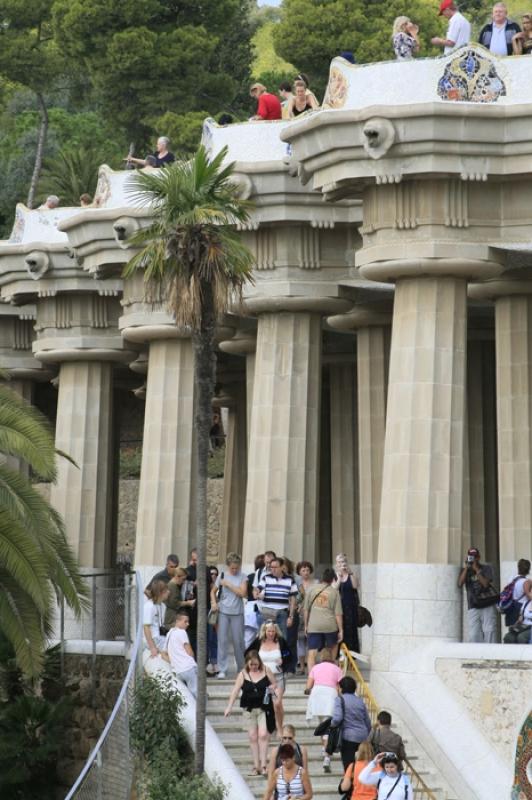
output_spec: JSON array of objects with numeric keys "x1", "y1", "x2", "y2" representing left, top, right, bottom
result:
[{"x1": 307, "y1": 631, "x2": 338, "y2": 650}]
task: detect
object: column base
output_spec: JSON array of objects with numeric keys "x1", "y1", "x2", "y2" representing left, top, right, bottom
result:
[{"x1": 371, "y1": 563, "x2": 461, "y2": 672}]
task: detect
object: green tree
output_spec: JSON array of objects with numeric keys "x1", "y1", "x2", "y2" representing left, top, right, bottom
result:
[
  {"x1": 0, "y1": 383, "x2": 88, "y2": 676},
  {"x1": 37, "y1": 146, "x2": 102, "y2": 207},
  {"x1": 0, "y1": 0, "x2": 67, "y2": 206},
  {"x1": 273, "y1": 0, "x2": 442, "y2": 89},
  {"x1": 52, "y1": 0, "x2": 253, "y2": 141},
  {"x1": 124, "y1": 147, "x2": 254, "y2": 772}
]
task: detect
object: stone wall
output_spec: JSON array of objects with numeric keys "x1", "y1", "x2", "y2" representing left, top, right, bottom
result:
[
  {"x1": 436, "y1": 656, "x2": 532, "y2": 767},
  {"x1": 37, "y1": 476, "x2": 225, "y2": 565},
  {"x1": 57, "y1": 653, "x2": 126, "y2": 792}
]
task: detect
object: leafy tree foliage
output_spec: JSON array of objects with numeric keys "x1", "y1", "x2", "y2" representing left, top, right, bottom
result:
[
  {"x1": 37, "y1": 146, "x2": 103, "y2": 207},
  {"x1": 52, "y1": 0, "x2": 253, "y2": 140},
  {"x1": 273, "y1": 0, "x2": 443, "y2": 88}
]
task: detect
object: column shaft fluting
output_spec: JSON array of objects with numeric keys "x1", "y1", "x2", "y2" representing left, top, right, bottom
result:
[
  {"x1": 51, "y1": 361, "x2": 114, "y2": 568},
  {"x1": 135, "y1": 338, "x2": 196, "y2": 567},
  {"x1": 329, "y1": 363, "x2": 358, "y2": 562},
  {"x1": 242, "y1": 312, "x2": 321, "y2": 563},
  {"x1": 220, "y1": 383, "x2": 247, "y2": 559}
]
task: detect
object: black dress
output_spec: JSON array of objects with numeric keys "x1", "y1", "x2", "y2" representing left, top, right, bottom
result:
[{"x1": 338, "y1": 575, "x2": 360, "y2": 653}]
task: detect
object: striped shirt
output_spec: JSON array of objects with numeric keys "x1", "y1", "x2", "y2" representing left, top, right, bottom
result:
[{"x1": 258, "y1": 574, "x2": 298, "y2": 610}]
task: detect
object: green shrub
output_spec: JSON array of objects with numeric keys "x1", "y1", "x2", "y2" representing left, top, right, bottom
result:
[{"x1": 120, "y1": 445, "x2": 142, "y2": 478}]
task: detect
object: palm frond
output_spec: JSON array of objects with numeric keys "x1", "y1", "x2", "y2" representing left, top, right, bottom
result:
[
  {"x1": 0, "y1": 387, "x2": 57, "y2": 480},
  {"x1": 0, "y1": 570, "x2": 48, "y2": 677}
]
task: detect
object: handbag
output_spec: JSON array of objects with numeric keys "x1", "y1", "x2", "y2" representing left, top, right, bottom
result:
[
  {"x1": 207, "y1": 608, "x2": 218, "y2": 626},
  {"x1": 357, "y1": 606, "x2": 373, "y2": 628},
  {"x1": 473, "y1": 582, "x2": 499, "y2": 608},
  {"x1": 325, "y1": 696, "x2": 345, "y2": 755},
  {"x1": 313, "y1": 717, "x2": 332, "y2": 737}
]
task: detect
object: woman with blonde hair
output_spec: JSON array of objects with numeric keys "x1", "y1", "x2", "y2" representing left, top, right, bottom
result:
[
  {"x1": 305, "y1": 647, "x2": 343, "y2": 772},
  {"x1": 340, "y1": 740, "x2": 377, "y2": 799},
  {"x1": 392, "y1": 16, "x2": 420, "y2": 60},
  {"x1": 246, "y1": 620, "x2": 290, "y2": 736},
  {"x1": 286, "y1": 80, "x2": 319, "y2": 118},
  {"x1": 512, "y1": 13, "x2": 532, "y2": 54}
]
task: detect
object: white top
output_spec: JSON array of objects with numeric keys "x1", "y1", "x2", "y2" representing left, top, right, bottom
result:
[
  {"x1": 522, "y1": 600, "x2": 532, "y2": 625},
  {"x1": 358, "y1": 761, "x2": 413, "y2": 800},
  {"x1": 165, "y1": 627, "x2": 197, "y2": 674},
  {"x1": 445, "y1": 12, "x2": 471, "y2": 54},
  {"x1": 260, "y1": 645, "x2": 283, "y2": 674},
  {"x1": 489, "y1": 24, "x2": 508, "y2": 55},
  {"x1": 143, "y1": 599, "x2": 166, "y2": 650},
  {"x1": 513, "y1": 577, "x2": 529, "y2": 607}
]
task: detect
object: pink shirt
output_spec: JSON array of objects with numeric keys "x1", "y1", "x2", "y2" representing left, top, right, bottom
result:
[{"x1": 310, "y1": 662, "x2": 343, "y2": 689}]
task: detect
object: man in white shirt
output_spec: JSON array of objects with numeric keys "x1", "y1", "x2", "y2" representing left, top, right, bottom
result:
[
  {"x1": 431, "y1": 0, "x2": 471, "y2": 55},
  {"x1": 478, "y1": 3, "x2": 521, "y2": 56},
  {"x1": 162, "y1": 612, "x2": 198, "y2": 697}
]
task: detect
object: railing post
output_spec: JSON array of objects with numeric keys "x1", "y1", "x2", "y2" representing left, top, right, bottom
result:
[
  {"x1": 124, "y1": 572, "x2": 131, "y2": 653},
  {"x1": 91, "y1": 577, "x2": 97, "y2": 708},
  {"x1": 60, "y1": 592, "x2": 65, "y2": 679}
]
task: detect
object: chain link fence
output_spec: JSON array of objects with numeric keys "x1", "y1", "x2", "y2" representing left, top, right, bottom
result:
[{"x1": 63, "y1": 570, "x2": 143, "y2": 800}]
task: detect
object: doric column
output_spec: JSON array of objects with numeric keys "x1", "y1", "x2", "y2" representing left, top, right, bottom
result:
[
  {"x1": 242, "y1": 298, "x2": 347, "y2": 564},
  {"x1": 328, "y1": 361, "x2": 358, "y2": 562},
  {"x1": 470, "y1": 269, "x2": 532, "y2": 587},
  {"x1": 328, "y1": 304, "x2": 391, "y2": 655},
  {"x1": 33, "y1": 294, "x2": 131, "y2": 568},
  {"x1": 217, "y1": 381, "x2": 247, "y2": 560}
]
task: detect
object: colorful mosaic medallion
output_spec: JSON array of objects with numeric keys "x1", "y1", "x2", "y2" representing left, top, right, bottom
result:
[
  {"x1": 512, "y1": 710, "x2": 532, "y2": 799},
  {"x1": 437, "y1": 48, "x2": 506, "y2": 103}
]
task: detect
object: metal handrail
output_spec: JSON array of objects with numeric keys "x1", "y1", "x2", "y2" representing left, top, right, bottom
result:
[
  {"x1": 64, "y1": 570, "x2": 143, "y2": 800},
  {"x1": 340, "y1": 644, "x2": 438, "y2": 800}
]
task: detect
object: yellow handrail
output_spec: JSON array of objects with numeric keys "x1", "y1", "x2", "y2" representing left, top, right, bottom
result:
[{"x1": 340, "y1": 644, "x2": 439, "y2": 800}]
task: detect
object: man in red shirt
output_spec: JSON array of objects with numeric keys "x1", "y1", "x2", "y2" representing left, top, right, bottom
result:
[{"x1": 249, "y1": 83, "x2": 282, "y2": 121}]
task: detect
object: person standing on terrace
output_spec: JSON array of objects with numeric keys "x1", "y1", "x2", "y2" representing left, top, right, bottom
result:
[
  {"x1": 392, "y1": 16, "x2": 420, "y2": 60},
  {"x1": 479, "y1": 3, "x2": 521, "y2": 55},
  {"x1": 431, "y1": 0, "x2": 471, "y2": 55},
  {"x1": 249, "y1": 83, "x2": 282, "y2": 120},
  {"x1": 124, "y1": 136, "x2": 175, "y2": 168}
]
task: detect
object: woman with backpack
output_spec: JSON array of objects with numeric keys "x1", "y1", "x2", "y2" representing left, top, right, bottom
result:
[{"x1": 358, "y1": 752, "x2": 413, "y2": 800}]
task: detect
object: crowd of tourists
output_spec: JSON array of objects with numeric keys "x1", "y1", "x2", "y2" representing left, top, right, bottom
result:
[{"x1": 142, "y1": 547, "x2": 530, "y2": 795}]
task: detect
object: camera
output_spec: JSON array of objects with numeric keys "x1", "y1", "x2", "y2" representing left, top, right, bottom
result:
[{"x1": 466, "y1": 555, "x2": 475, "y2": 564}]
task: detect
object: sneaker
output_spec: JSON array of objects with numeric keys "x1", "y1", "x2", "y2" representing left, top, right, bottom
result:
[
  {"x1": 206, "y1": 664, "x2": 214, "y2": 675},
  {"x1": 323, "y1": 756, "x2": 331, "y2": 773},
  {"x1": 216, "y1": 671, "x2": 227, "y2": 679}
]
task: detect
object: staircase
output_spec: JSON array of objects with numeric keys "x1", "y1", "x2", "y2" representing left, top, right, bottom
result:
[
  {"x1": 207, "y1": 668, "x2": 459, "y2": 800},
  {"x1": 207, "y1": 674, "x2": 342, "y2": 798}
]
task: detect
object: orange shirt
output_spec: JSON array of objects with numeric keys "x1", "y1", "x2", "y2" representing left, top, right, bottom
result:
[{"x1": 345, "y1": 760, "x2": 378, "y2": 800}]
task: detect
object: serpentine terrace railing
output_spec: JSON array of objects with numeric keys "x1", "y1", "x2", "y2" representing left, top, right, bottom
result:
[
  {"x1": 64, "y1": 570, "x2": 143, "y2": 800},
  {"x1": 340, "y1": 643, "x2": 439, "y2": 800}
]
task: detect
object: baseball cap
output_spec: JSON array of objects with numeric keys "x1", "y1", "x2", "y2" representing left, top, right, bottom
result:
[{"x1": 439, "y1": 0, "x2": 454, "y2": 14}]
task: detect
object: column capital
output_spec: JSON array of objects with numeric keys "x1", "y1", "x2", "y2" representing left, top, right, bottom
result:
[
  {"x1": 243, "y1": 296, "x2": 351, "y2": 316},
  {"x1": 469, "y1": 266, "x2": 532, "y2": 301},
  {"x1": 219, "y1": 329, "x2": 257, "y2": 356},
  {"x1": 328, "y1": 302, "x2": 392, "y2": 331},
  {"x1": 359, "y1": 256, "x2": 502, "y2": 284}
]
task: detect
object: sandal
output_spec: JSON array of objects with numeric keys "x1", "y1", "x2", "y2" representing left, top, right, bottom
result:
[
  {"x1": 248, "y1": 767, "x2": 260, "y2": 776},
  {"x1": 261, "y1": 766, "x2": 268, "y2": 777}
]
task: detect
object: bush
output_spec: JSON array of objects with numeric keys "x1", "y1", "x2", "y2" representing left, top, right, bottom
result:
[
  {"x1": 130, "y1": 675, "x2": 226, "y2": 800},
  {"x1": 120, "y1": 445, "x2": 142, "y2": 478}
]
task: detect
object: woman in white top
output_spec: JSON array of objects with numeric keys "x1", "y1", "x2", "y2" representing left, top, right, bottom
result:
[
  {"x1": 256, "y1": 621, "x2": 286, "y2": 737},
  {"x1": 359, "y1": 752, "x2": 413, "y2": 800},
  {"x1": 143, "y1": 579, "x2": 170, "y2": 657}
]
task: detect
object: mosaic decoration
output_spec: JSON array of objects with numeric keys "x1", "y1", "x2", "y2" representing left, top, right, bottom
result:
[
  {"x1": 512, "y1": 711, "x2": 532, "y2": 800},
  {"x1": 93, "y1": 166, "x2": 112, "y2": 207},
  {"x1": 323, "y1": 67, "x2": 349, "y2": 109},
  {"x1": 437, "y1": 48, "x2": 506, "y2": 103},
  {"x1": 9, "y1": 205, "x2": 26, "y2": 243}
]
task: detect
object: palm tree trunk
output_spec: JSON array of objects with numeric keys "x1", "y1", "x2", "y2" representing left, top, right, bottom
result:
[
  {"x1": 193, "y1": 280, "x2": 217, "y2": 773},
  {"x1": 27, "y1": 93, "x2": 48, "y2": 210}
]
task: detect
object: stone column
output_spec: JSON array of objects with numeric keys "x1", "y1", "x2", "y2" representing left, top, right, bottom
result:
[
  {"x1": 328, "y1": 305, "x2": 391, "y2": 655},
  {"x1": 242, "y1": 302, "x2": 332, "y2": 564},
  {"x1": 366, "y1": 274, "x2": 470, "y2": 669},
  {"x1": 329, "y1": 360, "x2": 358, "y2": 562},
  {"x1": 218, "y1": 382, "x2": 247, "y2": 560},
  {"x1": 134, "y1": 335, "x2": 196, "y2": 569},
  {"x1": 51, "y1": 361, "x2": 115, "y2": 567},
  {"x1": 470, "y1": 270, "x2": 532, "y2": 587}
]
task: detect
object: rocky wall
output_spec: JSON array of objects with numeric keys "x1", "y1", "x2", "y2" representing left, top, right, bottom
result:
[
  {"x1": 57, "y1": 653, "x2": 127, "y2": 792},
  {"x1": 436, "y1": 656, "x2": 532, "y2": 767}
]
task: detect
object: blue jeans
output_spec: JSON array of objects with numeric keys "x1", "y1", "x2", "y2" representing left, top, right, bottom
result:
[{"x1": 207, "y1": 621, "x2": 218, "y2": 664}]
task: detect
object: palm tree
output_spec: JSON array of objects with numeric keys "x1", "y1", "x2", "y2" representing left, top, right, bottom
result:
[
  {"x1": 0, "y1": 382, "x2": 88, "y2": 677},
  {"x1": 124, "y1": 146, "x2": 254, "y2": 772},
  {"x1": 37, "y1": 146, "x2": 101, "y2": 207}
]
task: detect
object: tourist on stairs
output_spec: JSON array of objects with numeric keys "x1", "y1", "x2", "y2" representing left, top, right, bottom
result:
[{"x1": 263, "y1": 743, "x2": 313, "y2": 800}]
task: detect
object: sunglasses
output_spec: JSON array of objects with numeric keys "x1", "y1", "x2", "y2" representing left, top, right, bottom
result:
[{"x1": 282, "y1": 736, "x2": 294, "y2": 740}]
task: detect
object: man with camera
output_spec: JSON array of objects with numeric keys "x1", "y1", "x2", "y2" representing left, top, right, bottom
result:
[{"x1": 458, "y1": 547, "x2": 498, "y2": 643}]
